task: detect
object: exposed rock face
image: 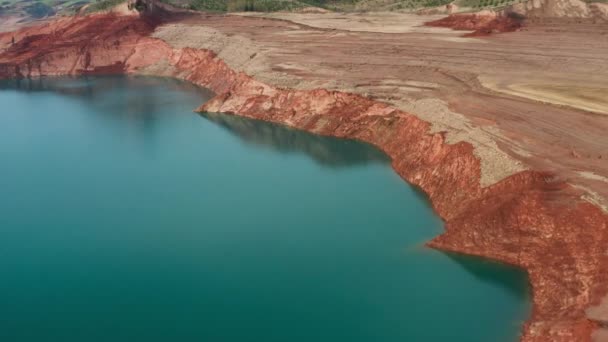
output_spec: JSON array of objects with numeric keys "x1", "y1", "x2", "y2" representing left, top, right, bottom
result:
[
  {"x1": 0, "y1": 13, "x2": 168, "y2": 77},
  {"x1": 1, "y1": 10, "x2": 608, "y2": 342}
]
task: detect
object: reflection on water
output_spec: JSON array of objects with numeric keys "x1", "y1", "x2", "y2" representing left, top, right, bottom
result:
[
  {"x1": 1, "y1": 76, "x2": 214, "y2": 150},
  {"x1": 1, "y1": 76, "x2": 388, "y2": 168},
  {"x1": 0, "y1": 76, "x2": 211, "y2": 99},
  {"x1": 0, "y1": 76, "x2": 213, "y2": 122},
  {"x1": 446, "y1": 252, "x2": 530, "y2": 302},
  {"x1": 2, "y1": 76, "x2": 388, "y2": 168},
  {"x1": 201, "y1": 112, "x2": 389, "y2": 168}
]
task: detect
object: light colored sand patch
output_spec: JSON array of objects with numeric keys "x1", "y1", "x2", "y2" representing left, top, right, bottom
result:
[
  {"x1": 393, "y1": 97, "x2": 528, "y2": 187},
  {"x1": 433, "y1": 36, "x2": 485, "y2": 44},
  {"x1": 358, "y1": 82, "x2": 436, "y2": 94},
  {"x1": 511, "y1": 145, "x2": 533, "y2": 158},
  {"x1": 153, "y1": 23, "x2": 305, "y2": 89},
  {"x1": 508, "y1": 83, "x2": 608, "y2": 115},
  {"x1": 0, "y1": 16, "x2": 23, "y2": 33},
  {"x1": 592, "y1": 328, "x2": 608, "y2": 342},
  {"x1": 137, "y1": 58, "x2": 178, "y2": 77},
  {"x1": 579, "y1": 171, "x2": 608, "y2": 183},
  {"x1": 238, "y1": 12, "x2": 468, "y2": 36},
  {"x1": 381, "y1": 79, "x2": 440, "y2": 89},
  {"x1": 587, "y1": 294, "x2": 608, "y2": 324},
  {"x1": 481, "y1": 76, "x2": 608, "y2": 115},
  {"x1": 574, "y1": 185, "x2": 608, "y2": 214}
]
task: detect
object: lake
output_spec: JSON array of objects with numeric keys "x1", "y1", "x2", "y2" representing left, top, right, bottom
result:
[{"x1": 0, "y1": 76, "x2": 530, "y2": 342}]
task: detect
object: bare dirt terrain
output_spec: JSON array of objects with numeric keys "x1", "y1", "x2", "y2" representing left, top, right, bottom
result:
[{"x1": 153, "y1": 11, "x2": 608, "y2": 205}]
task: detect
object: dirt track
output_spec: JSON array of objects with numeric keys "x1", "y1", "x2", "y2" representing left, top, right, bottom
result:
[{"x1": 150, "y1": 12, "x2": 608, "y2": 209}]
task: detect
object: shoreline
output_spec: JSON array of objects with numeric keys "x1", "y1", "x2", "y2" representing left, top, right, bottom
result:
[{"x1": 1, "y1": 10, "x2": 608, "y2": 341}]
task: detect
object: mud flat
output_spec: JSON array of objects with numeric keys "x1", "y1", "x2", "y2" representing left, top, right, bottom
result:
[{"x1": 1, "y1": 5, "x2": 608, "y2": 341}]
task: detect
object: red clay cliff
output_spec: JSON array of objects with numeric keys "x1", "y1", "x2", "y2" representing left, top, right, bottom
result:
[{"x1": 1, "y1": 8, "x2": 607, "y2": 342}]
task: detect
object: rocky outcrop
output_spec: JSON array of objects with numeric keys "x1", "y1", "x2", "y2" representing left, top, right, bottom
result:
[
  {"x1": 1, "y1": 10, "x2": 608, "y2": 342},
  {"x1": 425, "y1": 10, "x2": 524, "y2": 36}
]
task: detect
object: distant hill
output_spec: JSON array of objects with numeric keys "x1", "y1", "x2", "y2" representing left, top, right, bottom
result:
[
  {"x1": 0, "y1": 0, "x2": 528, "y2": 18},
  {"x1": 2, "y1": 0, "x2": 606, "y2": 33}
]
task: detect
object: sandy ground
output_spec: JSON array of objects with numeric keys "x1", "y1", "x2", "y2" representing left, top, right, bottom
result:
[
  {"x1": 0, "y1": 15, "x2": 42, "y2": 33},
  {"x1": 587, "y1": 295, "x2": 608, "y2": 341},
  {"x1": 151, "y1": 12, "x2": 608, "y2": 209},
  {"x1": 238, "y1": 12, "x2": 468, "y2": 35},
  {"x1": 481, "y1": 76, "x2": 608, "y2": 115}
]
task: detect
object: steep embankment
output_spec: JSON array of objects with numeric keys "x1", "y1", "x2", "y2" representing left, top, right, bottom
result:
[
  {"x1": 0, "y1": 12, "x2": 167, "y2": 76},
  {"x1": 1, "y1": 9, "x2": 608, "y2": 342}
]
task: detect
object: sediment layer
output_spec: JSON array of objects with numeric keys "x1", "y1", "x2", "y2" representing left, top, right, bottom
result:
[{"x1": 1, "y1": 10, "x2": 608, "y2": 342}]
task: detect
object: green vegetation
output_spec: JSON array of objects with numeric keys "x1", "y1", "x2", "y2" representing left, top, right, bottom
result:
[
  {"x1": 84, "y1": 0, "x2": 125, "y2": 12},
  {"x1": 456, "y1": 0, "x2": 521, "y2": 9},
  {"x1": 24, "y1": 2, "x2": 55, "y2": 17},
  {"x1": 164, "y1": 0, "x2": 402, "y2": 12},
  {"x1": 228, "y1": 0, "x2": 309, "y2": 11},
  {"x1": 0, "y1": 0, "x2": 546, "y2": 18},
  {"x1": 184, "y1": 0, "x2": 226, "y2": 11},
  {"x1": 384, "y1": 0, "x2": 452, "y2": 10},
  {"x1": 183, "y1": 0, "x2": 315, "y2": 12}
]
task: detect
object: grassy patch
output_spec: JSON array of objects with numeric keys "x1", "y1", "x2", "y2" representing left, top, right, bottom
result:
[
  {"x1": 184, "y1": 0, "x2": 226, "y2": 11},
  {"x1": 456, "y1": 0, "x2": 522, "y2": 9},
  {"x1": 182, "y1": 0, "x2": 315, "y2": 12},
  {"x1": 24, "y1": 1, "x2": 55, "y2": 16},
  {"x1": 84, "y1": 0, "x2": 125, "y2": 12}
]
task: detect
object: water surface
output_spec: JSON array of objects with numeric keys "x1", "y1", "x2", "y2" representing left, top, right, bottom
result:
[{"x1": 0, "y1": 76, "x2": 530, "y2": 342}]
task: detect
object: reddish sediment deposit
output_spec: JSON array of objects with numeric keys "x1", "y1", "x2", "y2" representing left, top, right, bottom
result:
[
  {"x1": 1, "y1": 10, "x2": 608, "y2": 342},
  {"x1": 0, "y1": 12, "x2": 167, "y2": 77},
  {"x1": 425, "y1": 11, "x2": 524, "y2": 36}
]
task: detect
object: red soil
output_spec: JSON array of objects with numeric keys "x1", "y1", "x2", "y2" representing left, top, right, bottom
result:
[
  {"x1": 0, "y1": 13, "x2": 165, "y2": 77},
  {"x1": 1, "y1": 12, "x2": 608, "y2": 342},
  {"x1": 425, "y1": 12, "x2": 524, "y2": 36}
]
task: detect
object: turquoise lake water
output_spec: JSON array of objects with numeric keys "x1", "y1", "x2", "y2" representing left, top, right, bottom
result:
[{"x1": 0, "y1": 76, "x2": 530, "y2": 342}]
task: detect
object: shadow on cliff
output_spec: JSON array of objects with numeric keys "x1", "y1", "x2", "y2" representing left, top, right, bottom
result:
[
  {"x1": 200, "y1": 111, "x2": 390, "y2": 168},
  {"x1": 444, "y1": 252, "x2": 531, "y2": 302}
]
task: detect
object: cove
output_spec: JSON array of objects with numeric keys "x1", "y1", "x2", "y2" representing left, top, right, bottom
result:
[{"x1": 0, "y1": 76, "x2": 530, "y2": 342}]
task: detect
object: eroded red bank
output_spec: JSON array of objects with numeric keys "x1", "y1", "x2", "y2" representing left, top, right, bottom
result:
[
  {"x1": 1, "y1": 12, "x2": 607, "y2": 342},
  {"x1": 425, "y1": 12, "x2": 524, "y2": 36}
]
